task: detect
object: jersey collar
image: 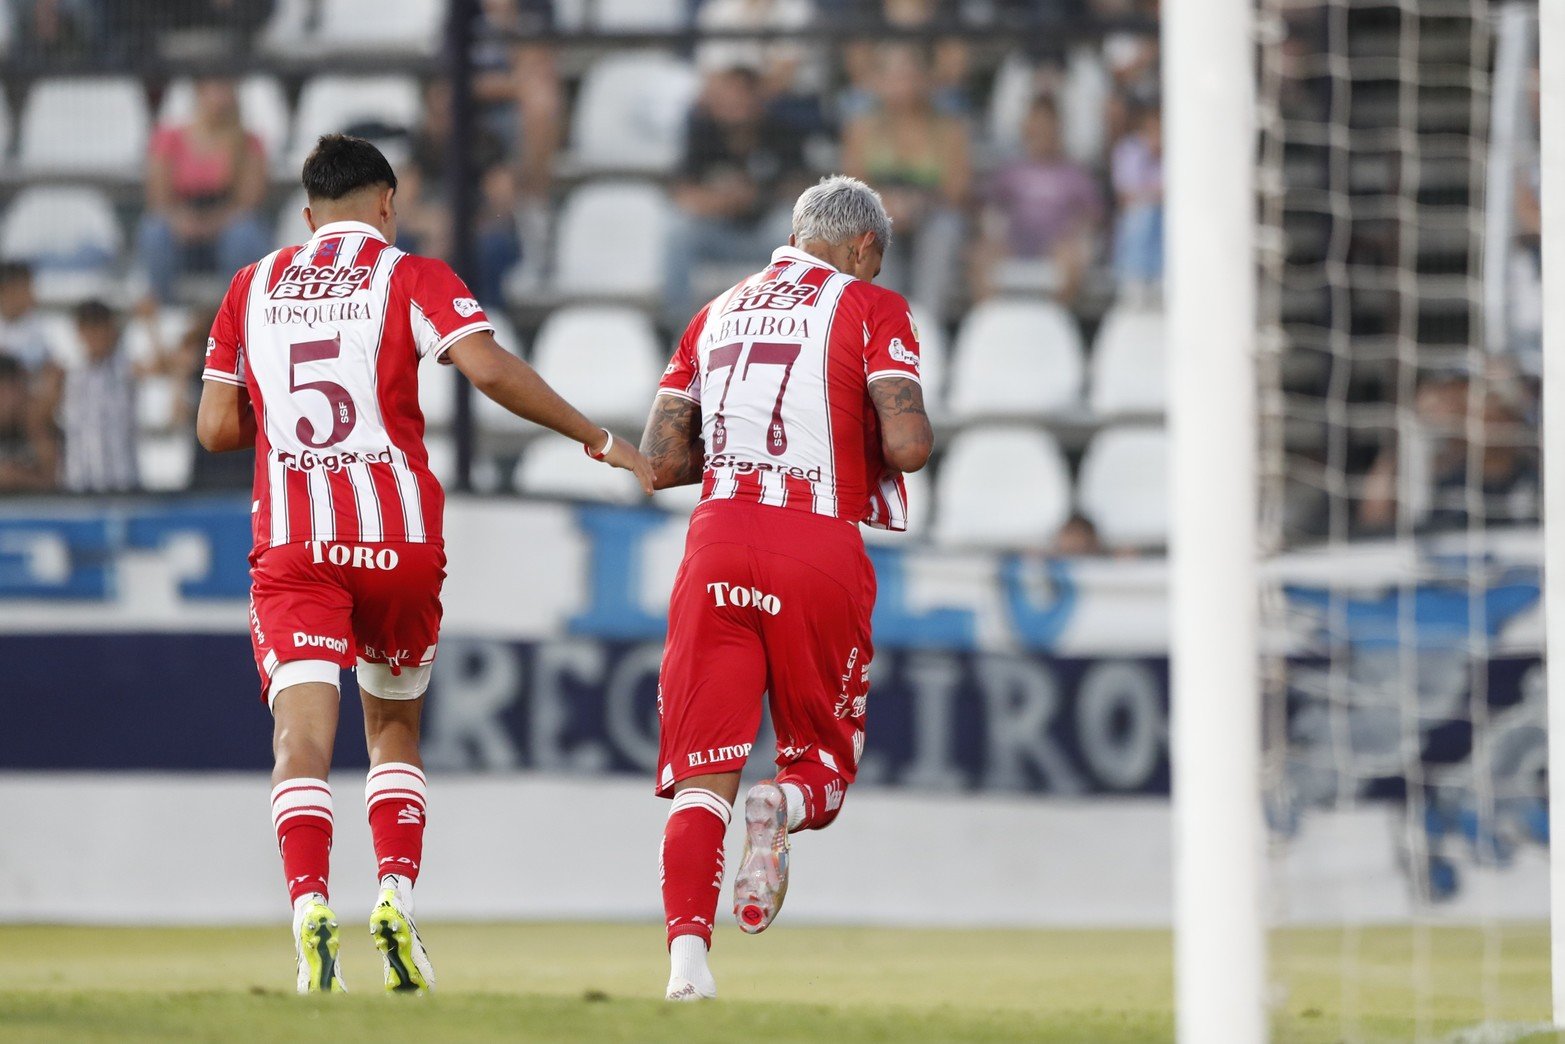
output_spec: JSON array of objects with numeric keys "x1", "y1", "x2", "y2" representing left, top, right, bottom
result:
[
  {"x1": 770, "y1": 245, "x2": 838, "y2": 272},
  {"x1": 309, "y1": 220, "x2": 387, "y2": 243}
]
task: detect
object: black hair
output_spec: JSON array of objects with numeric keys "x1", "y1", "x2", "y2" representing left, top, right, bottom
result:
[
  {"x1": 0, "y1": 354, "x2": 22, "y2": 381},
  {"x1": 301, "y1": 133, "x2": 398, "y2": 202},
  {"x1": 0, "y1": 260, "x2": 32, "y2": 288},
  {"x1": 74, "y1": 299, "x2": 116, "y2": 326}
]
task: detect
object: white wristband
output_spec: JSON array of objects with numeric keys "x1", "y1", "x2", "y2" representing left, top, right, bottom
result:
[{"x1": 585, "y1": 428, "x2": 614, "y2": 461}]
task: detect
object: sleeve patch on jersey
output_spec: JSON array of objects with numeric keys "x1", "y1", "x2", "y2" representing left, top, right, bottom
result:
[
  {"x1": 453, "y1": 297, "x2": 482, "y2": 317},
  {"x1": 887, "y1": 338, "x2": 919, "y2": 369}
]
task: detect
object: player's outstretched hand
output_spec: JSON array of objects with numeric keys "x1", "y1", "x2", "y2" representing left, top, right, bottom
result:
[{"x1": 605, "y1": 436, "x2": 656, "y2": 495}]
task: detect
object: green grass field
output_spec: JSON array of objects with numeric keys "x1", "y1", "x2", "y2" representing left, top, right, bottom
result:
[{"x1": 0, "y1": 921, "x2": 1559, "y2": 1042}]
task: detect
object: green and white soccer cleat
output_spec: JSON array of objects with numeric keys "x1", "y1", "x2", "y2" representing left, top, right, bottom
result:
[
  {"x1": 293, "y1": 897, "x2": 347, "y2": 994},
  {"x1": 732, "y1": 780, "x2": 790, "y2": 935},
  {"x1": 371, "y1": 886, "x2": 435, "y2": 992}
]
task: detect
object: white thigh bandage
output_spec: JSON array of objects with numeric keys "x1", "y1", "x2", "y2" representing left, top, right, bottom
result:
[
  {"x1": 356, "y1": 661, "x2": 432, "y2": 701},
  {"x1": 267, "y1": 659, "x2": 341, "y2": 709}
]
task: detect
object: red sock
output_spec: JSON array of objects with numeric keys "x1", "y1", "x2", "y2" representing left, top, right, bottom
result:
[
  {"x1": 777, "y1": 760, "x2": 848, "y2": 831},
  {"x1": 365, "y1": 762, "x2": 427, "y2": 884},
  {"x1": 661, "y1": 788, "x2": 731, "y2": 948},
  {"x1": 271, "y1": 779, "x2": 333, "y2": 903}
]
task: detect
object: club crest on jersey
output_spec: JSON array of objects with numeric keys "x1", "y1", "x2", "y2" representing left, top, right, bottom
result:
[
  {"x1": 452, "y1": 297, "x2": 482, "y2": 317},
  {"x1": 723, "y1": 277, "x2": 822, "y2": 314},
  {"x1": 271, "y1": 263, "x2": 373, "y2": 300}
]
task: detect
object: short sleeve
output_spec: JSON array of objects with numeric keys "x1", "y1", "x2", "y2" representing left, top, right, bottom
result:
[
  {"x1": 657, "y1": 303, "x2": 709, "y2": 403},
  {"x1": 202, "y1": 263, "x2": 254, "y2": 387},
  {"x1": 401, "y1": 256, "x2": 496, "y2": 363},
  {"x1": 862, "y1": 289, "x2": 922, "y2": 386}
]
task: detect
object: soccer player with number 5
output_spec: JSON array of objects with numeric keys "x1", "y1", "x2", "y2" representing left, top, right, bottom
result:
[
  {"x1": 196, "y1": 134, "x2": 653, "y2": 994},
  {"x1": 641, "y1": 176, "x2": 933, "y2": 1000}
]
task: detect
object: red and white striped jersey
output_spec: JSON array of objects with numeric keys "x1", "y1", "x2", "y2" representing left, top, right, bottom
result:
[
  {"x1": 202, "y1": 220, "x2": 494, "y2": 554},
  {"x1": 658, "y1": 245, "x2": 922, "y2": 528}
]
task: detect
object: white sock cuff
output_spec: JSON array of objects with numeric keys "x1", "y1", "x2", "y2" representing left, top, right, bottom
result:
[
  {"x1": 366, "y1": 762, "x2": 427, "y2": 811},
  {"x1": 669, "y1": 787, "x2": 731, "y2": 826},
  {"x1": 271, "y1": 778, "x2": 333, "y2": 830},
  {"x1": 779, "y1": 782, "x2": 806, "y2": 831}
]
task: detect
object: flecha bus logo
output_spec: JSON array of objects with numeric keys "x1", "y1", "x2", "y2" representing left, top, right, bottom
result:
[{"x1": 723, "y1": 277, "x2": 823, "y2": 314}]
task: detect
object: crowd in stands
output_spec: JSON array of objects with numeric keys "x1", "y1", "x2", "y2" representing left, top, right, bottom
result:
[{"x1": 0, "y1": 0, "x2": 1529, "y2": 553}]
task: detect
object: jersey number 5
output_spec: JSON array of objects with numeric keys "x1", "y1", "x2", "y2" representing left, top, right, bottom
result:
[
  {"x1": 290, "y1": 335, "x2": 357, "y2": 448},
  {"x1": 708, "y1": 341, "x2": 800, "y2": 456}
]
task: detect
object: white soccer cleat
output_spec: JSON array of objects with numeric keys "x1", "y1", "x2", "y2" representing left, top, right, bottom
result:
[
  {"x1": 370, "y1": 885, "x2": 435, "y2": 992},
  {"x1": 732, "y1": 780, "x2": 790, "y2": 935},
  {"x1": 293, "y1": 895, "x2": 347, "y2": 994},
  {"x1": 665, "y1": 975, "x2": 717, "y2": 1002}
]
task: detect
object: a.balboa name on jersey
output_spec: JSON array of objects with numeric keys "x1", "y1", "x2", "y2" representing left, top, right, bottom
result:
[
  {"x1": 274, "y1": 446, "x2": 396, "y2": 472},
  {"x1": 271, "y1": 263, "x2": 374, "y2": 300}
]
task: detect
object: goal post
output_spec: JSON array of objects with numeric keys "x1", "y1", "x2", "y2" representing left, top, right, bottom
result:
[
  {"x1": 1164, "y1": 0, "x2": 1265, "y2": 1042},
  {"x1": 1539, "y1": 0, "x2": 1565, "y2": 1027}
]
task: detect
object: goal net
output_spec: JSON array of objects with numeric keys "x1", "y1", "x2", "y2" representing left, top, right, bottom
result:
[{"x1": 1254, "y1": 0, "x2": 1547, "y2": 1038}]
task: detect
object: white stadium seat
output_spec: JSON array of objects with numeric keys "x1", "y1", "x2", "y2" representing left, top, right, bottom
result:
[
  {"x1": 16, "y1": 78, "x2": 150, "y2": 176},
  {"x1": 587, "y1": 0, "x2": 684, "y2": 29},
  {"x1": 318, "y1": 0, "x2": 442, "y2": 55},
  {"x1": 568, "y1": 53, "x2": 700, "y2": 174},
  {"x1": 946, "y1": 299, "x2": 1084, "y2": 421},
  {"x1": 551, "y1": 181, "x2": 670, "y2": 299},
  {"x1": 258, "y1": 0, "x2": 325, "y2": 59},
  {"x1": 933, "y1": 425, "x2": 1071, "y2": 550},
  {"x1": 0, "y1": 187, "x2": 123, "y2": 305},
  {"x1": 421, "y1": 306, "x2": 515, "y2": 431},
  {"x1": 288, "y1": 75, "x2": 421, "y2": 171},
  {"x1": 475, "y1": 326, "x2": 538, "y2": 441},
  {"x1": 909, "y1": 305, "x2": 947, "y2": 422},
  {"x1": 530, "y1": 306, "x2": 662, "y2": 430},
  {"x1": 1090, "y1": 306, "x2": 1167, "y2": 417},
  {"x1": 515, "y1": 437, "x2": 641, "y2": 504},
  {"x1": 861, "y1": 466, "x2": 934, "y2": 546},
  {"x1": 0, "y1": 93, "x2": 11, "y2": 170},
  {"x1": 424, "y1": 433, "x2": 458, "y2": 487},
  {"x1": 272, "y1": 189, "x2": 310, "y2": 249},
  {"x1": 1077, "y1": 425, "x2": 1170, "y2": 549},
  {"x1": 158, "y1": 76, "x2": 292, "y2": 165},
  {"x1": 138, "y1": 433, "x2": 195, "y2": 491}
]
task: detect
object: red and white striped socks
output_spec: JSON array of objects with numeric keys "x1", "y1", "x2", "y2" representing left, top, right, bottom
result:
[
  {"x1": 660, "y1": 787, "x2": 731, "y2": 950},
  {"x1": 271, "y1": 778, "x2": 333, "y2": 904},
  {"x1": 365, "y1": 762, "x2": 428, "y2": 891}
]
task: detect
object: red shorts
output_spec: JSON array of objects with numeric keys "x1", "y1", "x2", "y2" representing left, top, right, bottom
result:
[
  {"x1": 655, "y1": 501, "x2": 876, "y2": 796},
  {"x1": 248, "y1": 541, "x2": 446, "y2": 702}
]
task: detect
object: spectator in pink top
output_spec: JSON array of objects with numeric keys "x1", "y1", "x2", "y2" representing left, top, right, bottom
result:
[
  {"x1": 971, "y1": 96, "x2": 1104, "y2": 305},
  {"x1": 136, "y1": 77, "x2": 270, "y2": 303}
]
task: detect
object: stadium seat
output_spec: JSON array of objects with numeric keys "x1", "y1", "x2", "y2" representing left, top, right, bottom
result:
[
  {"x1": 420, "y1": 297, "x2": 520, "y2": 432},
  {"x1": 0, "y1": 93, "x2": 11, "y2": 170},
  {"x1": 1076, "y1": 425, "x2": 1170, "y2": 549},
  {"x1": 550, "y1": 182, "x2": 670, "y2": 299},
  {"x1": 932, "y1": 426, "x2": 1072, "y2": 550},
  {"x1": 257, "y1": 0, "x2": 326, "y2": 59},
  {"x1": 588, "y1": 0, "x2": 684, "y2": 29},
  {"x1": 158, "y1": 76, "x2": 292, "y2": 165},
  {"x1": 425, "y1": 433, "x2": 458, "y2": 487},
  {"x1": 288, "y1": 75, "x2": 421, "y2": 172},
  {"x1": 515, "y1": 437, "x2": 641, "y2": 504},
  {"x1": 568, "y1": 52, "x2": 699, "y2": 174},
  {"x1": 861, "y1": 465, "x2": 933, "y2": 546},
  {"x1": 530, "y1": 306, "x2": 662, "y2": 430},
  {"x1": 946, "y1": 300, "x2": 1084, "y2": 421},
  {"x1": 272, "y1": 189, "x2": 309, "y2": 249},
  {"x1": 0, "y1": 187, "x2": 122, "y2": 304},
  {"x1": 909, "y1": 305, "x2": 947, "y2": 422},
  {"x1": 137, "y1": 433, "x2": 195, "y2": 491},
  {"x1": 1089, "y1": 306, "x2": 1167, "y2": 417},
  {"x1": 15, "y1": 78, "x2": 150, "y2": 176},
  {"x1": 318, "y1": 0, "x2": 442, "y2": 55},
  {"x1": 475, "y1": 323, "x2": 538, "y2": 441}
]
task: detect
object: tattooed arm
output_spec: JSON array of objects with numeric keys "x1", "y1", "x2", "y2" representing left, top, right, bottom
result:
[
  {"x1": 868, "y1": 376, "x2": 934, "y2": 473},
  {"x1": 640, "y1": 392, "x2": 705, "y2": 489}
]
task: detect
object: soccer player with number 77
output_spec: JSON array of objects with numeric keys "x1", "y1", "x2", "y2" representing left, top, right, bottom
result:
[
  {"x1": 196, "y1": 134, "x2": 654, "y2": 995},
  {"x1": 640, "y1": 175, "x2": 934, "y2": 1000}
]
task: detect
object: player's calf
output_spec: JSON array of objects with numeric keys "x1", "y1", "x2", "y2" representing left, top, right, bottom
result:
[
  {"x1": 662, "y1": 783, "x2": 732, "y2": 1000},
  {"x1": 775, "y1": 759, "x2": 849, "y2": 832}
]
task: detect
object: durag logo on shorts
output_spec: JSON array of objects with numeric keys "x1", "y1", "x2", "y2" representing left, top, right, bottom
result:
[
  {"x1": 452, "y1": 297, "x2": 482, "y2": 317},
  {"x1": 293, "y1": 632, "x2": 348, "y2": 655}
]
